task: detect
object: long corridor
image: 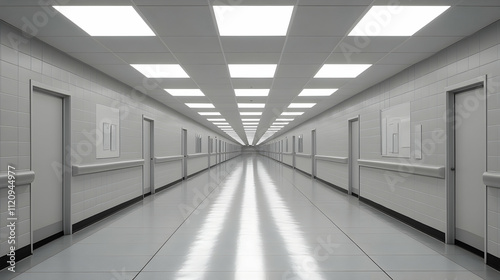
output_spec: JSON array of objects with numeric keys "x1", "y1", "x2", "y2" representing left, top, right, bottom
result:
[{"x1": 3, "y1": 155, "x2": 500, "y2": 280}]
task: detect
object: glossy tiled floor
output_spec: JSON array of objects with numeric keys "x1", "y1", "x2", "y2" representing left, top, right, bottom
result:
[{"x1": 3, "y1": 154, "x2": 500, "y2": 279}]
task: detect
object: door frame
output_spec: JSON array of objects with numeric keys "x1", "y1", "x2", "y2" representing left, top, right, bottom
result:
[
  {"x1": 445, "y1": 76, "x2": 487, "y2": 261},
  {"x1": 30, "y1": 80, "x2": 72, "y2": 252},
  {"x1": 348, "y1": 116, "x2": 360, "y2": 196},
  {"x1": 311, "y1": 129, "x2": 317, "y2": 178},
  {"x1": 292, "y1": 136, "x2": 296, "y2": 168},
  {"x1": 142, "y1": 116, "x2": 155, "y2": 196}
]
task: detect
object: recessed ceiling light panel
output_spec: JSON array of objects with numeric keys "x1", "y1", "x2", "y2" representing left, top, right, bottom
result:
[
  {"x1": 199, "y1": 112, "x2": 221, "y2": 116},
  {"x1": 299, "y1": 89, "x2": 338, "y2": 96},
  {"x1": 229, "y1": 64, "x2": 277, "y2": 78},
  {"x1": 288, "y1": 103, "x2": 316, "y2": 108},
  {"x1": 238, "y1": 103, "x2": 265, "y2": 108},
  {"x1": 213, "y1": 6, "x2": 294, "y2": 36},
  {"x1": 314, "y1": 64, "x2": 371, "y2": 78},
  {"x1": 53, "y1": 6, "x2": 155, "y2": 36},
  {"x1": 349, "y1": 6, "x2": 450, "y2": 36},
  {"x1": 281, "y1": 112, "x2": 304, "y2": 116},
  {"x1": 240, "y1": 112, "x2": 262, "y2": 116},
  {"x1": 131, "y1": 64, "x2": 189, "y2": 78},
  {"x1": 185, "y1": 103, "x2": 214, "y2": 108},
  {"x1": 234, "y1": 89, "x2": 270, "y2": 96},
  {"x1": 164, "y1": 89, "x2": 204, "y2": 96}
]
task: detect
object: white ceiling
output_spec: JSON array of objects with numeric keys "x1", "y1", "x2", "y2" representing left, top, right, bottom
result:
[{"x1": 1, "y1": 0, "x2": 500, "y2": 145}]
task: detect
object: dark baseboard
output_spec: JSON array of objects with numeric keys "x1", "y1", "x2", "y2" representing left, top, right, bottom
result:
[
  {"x1": 295, "y1": 168, "x2": 311, "y2": 177},
  {"x1": 487, "y1": 253, "x2": 500, "y2": 272},
  {"x1": 1, "y1": 244, "x2": 31, "y2": 271},
  {"x1": 155, "y1": 178, "x2": 183, "y2": 193},
  {"x1": 144, "y1": 192, "x2": 152, "y2": 198},
  {"x1": 359, "y1": 196, "x2": 445, "y2": 242},
  {"x1": 315, "y1": 177, "x2": 348, "y2": 194},
  {"x1": 352, "y1": 193, "x2": 359, "y2": 198},
  {"x1": 72, "y1": 195, "x2": 143, "y2": 233},
  {"x1": 187, "y1": 167, "x2": 208, "y2": 179},
  {"x1": 455, "y1": 240, "x2": 483, "y2": 258},
  {"x1": 33, "y1": 231, "x2": 64, "y2": 250}
]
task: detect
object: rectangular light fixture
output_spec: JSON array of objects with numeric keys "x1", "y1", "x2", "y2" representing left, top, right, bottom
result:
[
  {"x1": 234, "y1": 89, "x2": 270, "y2": 96},
  {"x1": 199, "y1": 112, "x2": 221, "y2": 116},
  {"x1": 53, "y1": 6, "x2": 155, "y2": 36},
  {"x1": 276, "y1": 118, "x2": 293, "y2": 121},
  {"x1": 244, "y1": 126, "x2": 257, "y2": 128},
  {"x1": 242, "y1": 119, "x2": 260, "y2": 122},
  {"x1": 349, "y1": 6, "x2": 450, "y2": 36},
  {"x1": 131, "y1": 64, "x2": 189, "y2": 78},
  {"x1": 238, "y1": 103, "x2": 265, "y2": 108},
  {"x1": 213, "y1": 122, "x2": 229, "y2": 125},
  {"x1": 229, "y1": 64, "x2": 277, "y2": 78},
  {"x1": 288, "y1": 103, "x2": 316, "y2": 108},
  {"x1": 213, "y1": 6, "x2": 293, "y2": 36},
  {"x1": 281, "y1": 112, "x2": 304, "y2": 116},
  {"x1": 218, "y1": 126, "x2": 231, "y2": 128},
  {"x1": 164, "y1": 89, "x2": 204, "y2": 96},
  {"x1": 271, "y1": 126, "x2": 284, "y2": 128},
  {"x1": 315, "y1": 64, "x2": 371, "y2": 78},
  {"x1": 240, "y1": 112, "x2": 262, "y2": 116},
  {"x1": 208, "y1": 118, "x2": 226, "y2": 121},
  {"x1": 273, "y1": 122, "x2": 289, "y2": 125},
  {"x1": 299, "y1": 89, "x2": 338, "y2": 96},
  {"x1": 185, "y1": 103, "x2": 214, "y2": 108},
  {"x1": 243, "y1": 122, "x2": 259, "y2": 125}
]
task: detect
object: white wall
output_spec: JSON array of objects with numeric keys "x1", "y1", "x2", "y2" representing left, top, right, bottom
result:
[
  {"x1": 0, "y1": 22, "x2": 240, "y2": 258},
  {"x1": 259, "y1": 20, "x2": 500, "y2": 260}
]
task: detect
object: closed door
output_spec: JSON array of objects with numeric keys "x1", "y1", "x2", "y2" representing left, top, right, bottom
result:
[
  {"x1": 32, "y1": 91, "x2": 63, "y2": 245},
  {"x1": 312, "y1": 130, "x2": 317, "y2": 177},
  {"x1": 182, "y1": 129, "x2": 187, "y2": 179},
  {"x1": 455, "y1": 88, "x2": 485, "y2": 252},
  {"x1": 350, "y1": 120, "x2": 360, "y2": 196},
  {"x1": 143, "y1": 120, "x2": 153, "y2": 195}
]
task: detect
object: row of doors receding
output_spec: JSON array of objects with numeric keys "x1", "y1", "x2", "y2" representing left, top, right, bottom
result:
[{"x1": 31, "y1": 84, "x2": 486, "y2": 258}]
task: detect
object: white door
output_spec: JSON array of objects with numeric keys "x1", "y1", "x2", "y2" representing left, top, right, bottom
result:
[
  {"x1": 32, "y1": 91, "x2": 63, "y2": 245},
  {"x1": 350, "y1": 120, "x2": 360, "y2": 196},
  {"x1": 182, "y1": 129, "x2": 187, "y2": 179},
  {"x1": 312, "y1": 130, "x2": 317, "y2": 177},
  {"x1": 455, "y1": 88, "x2": 485, "y2": 252},
  {"x1": 143, "y1": 120, "x2": 152, "y2": 195}
]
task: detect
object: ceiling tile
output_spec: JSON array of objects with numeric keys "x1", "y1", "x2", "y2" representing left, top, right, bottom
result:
[
  {"x1": 220, "y1": 37, "x2": 286, "y2": 53},
  {"x1": 280, "y1": 53, "x2": 330, "y2": 65},
  {"x1": 284, "y1": 37, "x2": 342, "y2": 53},
  {"x1": 67, "y1": 52, "x2": 125, "y2": 65},
  {"x1": 174, "y1": 52, "x2": 226, "y2": 65},
  {"x1": 377, "y1": 52, "x2": 433, "y2": 65},
  {"x1": 394, "y1": 37, "x2": 463, "y2": 53},
  {"x1": 335, "y1": 37, "x2": 408, "y2": 53},
  {"x1": 162, "y1": 37, "x2": 221, "y2": 53},
  {"x1": 95, "y1": 37, "x2": 169, "y2": 52},
  {"x1": 115, "y1": 52, "x2": 177, "y2": 64},
  {"x1": 224, "y1": 53, "x2": 282, "y2": 64},
  {"x1": 38, "y1": 37, "x2": 108, "y2": 53},
  {"x1": 137, "y1": 6, "x2": 218, "y2": 36},
  {"x1": 289, "y1": 6, "x2": 367, "y2": 36},
  {"x1": 325, "y1": 52, "x2": 387, "y2": 64}
]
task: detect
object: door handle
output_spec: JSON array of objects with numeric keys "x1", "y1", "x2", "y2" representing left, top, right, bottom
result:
[{"x1": 451, "y1": 167, "x2": 455, "y2": 171}]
